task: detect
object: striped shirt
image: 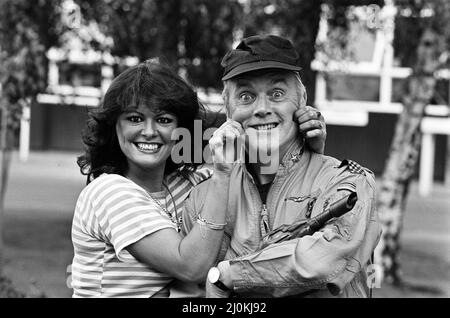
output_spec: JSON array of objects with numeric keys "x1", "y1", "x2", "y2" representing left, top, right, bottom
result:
[{"x1": 71, "y1": 169, "x2": 211, "y2": 298}]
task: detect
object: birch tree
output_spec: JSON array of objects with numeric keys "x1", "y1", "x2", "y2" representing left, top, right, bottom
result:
[
  {"x1": 0, "y1": 0, "x2": 63, "y2": 275},
  {"x1": 376, "y1": 0, "x2": 449, "y2": 284}
]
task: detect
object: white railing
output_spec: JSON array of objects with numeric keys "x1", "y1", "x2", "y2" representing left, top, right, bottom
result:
[{"x1": 419, "y1": 117, "x2": 450, "y2": 196}]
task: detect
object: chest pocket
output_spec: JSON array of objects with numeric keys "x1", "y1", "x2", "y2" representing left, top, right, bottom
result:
[
  {"x1": 283, "y1": 189, "x2": 322, "y2": 224},
  {"x1": 326, "y1": 187, "x2": 360, "y2": 241}
]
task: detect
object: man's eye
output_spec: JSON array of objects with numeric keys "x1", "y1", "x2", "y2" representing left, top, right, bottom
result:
[
  {"x1": 157, "y1": 117, "x2": 173, "y2": 124},
  {"x1": 127, "y1": 115, "x2": 142, "y2": 123},
  {"x1": 271, "y1": 90, "x2": 284, "y2": 99},
  {"x1": 239, "y1": 93, "x2": 254, "y2": 103}
]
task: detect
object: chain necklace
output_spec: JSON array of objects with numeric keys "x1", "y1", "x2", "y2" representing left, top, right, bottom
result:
[
  {"x1": 148, "y1": 183, "x2": 181, "y2": 232},
  {"x1": 125, "y1": 174, "x2": 181, "y2": 232}
]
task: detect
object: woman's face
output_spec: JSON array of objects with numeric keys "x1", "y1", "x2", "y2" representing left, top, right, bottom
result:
[{"x1": 116, "y1": 104, "x2": 178, "y2": 176}]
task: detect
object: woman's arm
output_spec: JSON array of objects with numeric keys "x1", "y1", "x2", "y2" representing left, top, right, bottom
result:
[
  {"x1": 127, "y1": 172, "x2": 230, "y2": 283},
  {"x1": 127, "y1": 120, "x2": 243, "y2": 283}
]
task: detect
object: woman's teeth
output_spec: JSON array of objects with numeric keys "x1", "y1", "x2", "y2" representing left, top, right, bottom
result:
[{"x1": 136, "y1": 143, "x2": 160, "y2": 151}]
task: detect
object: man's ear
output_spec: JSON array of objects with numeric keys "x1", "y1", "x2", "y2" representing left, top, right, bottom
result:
[
  {"x1": 294, "y1": 73, "x2": 307, "y2": 108},
  {"x1": 225, "y1": 105, "x2": 231, "y2": 119},
  {"x1": 300, "y1": 88, "x2": 307, "y2": 108},
  {"x1": 223, "y1": 98, "x2": 233, "y2": 119}
]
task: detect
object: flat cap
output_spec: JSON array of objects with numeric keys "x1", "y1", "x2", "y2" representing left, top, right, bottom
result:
[{"x1": 221, "y1": 34, "x2": 302, "y2": 80}]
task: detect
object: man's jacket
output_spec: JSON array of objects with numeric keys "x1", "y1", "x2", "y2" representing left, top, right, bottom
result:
[{"x1": 182, "y1": 141, "x2": 382, "y2": 297}]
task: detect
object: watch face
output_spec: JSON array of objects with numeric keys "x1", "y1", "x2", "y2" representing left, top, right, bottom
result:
[{"x1": 208, "y1": 267, "x2": 220, "y2": 283}]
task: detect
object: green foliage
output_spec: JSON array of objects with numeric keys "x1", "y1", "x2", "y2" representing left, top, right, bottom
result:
[
  {"x1": 243, "y1": 0, "x2": 322, "y2": 100},
  {"x1": 74, "y1": 0, "x2": 176, "y2": 61},
  {"x1": 394, "y1": 0, "x2": 450, "y2": 68},
  {"x1": 75, "y1": 0, "x2": 242, "y2": 89},
  {"x1": 242, "y1": 0, "x2": 384, "y2": 103},
  {"x1": 74, "y1": 0, "x2": 391, "y2": 92},
  {"x1": 0, "y1": 275, "x2": 25, "y2": 298},
  {"x1": 2, "y1": 0, "x2": 446, "y2": 104},
  {"x1": 183, "y1": 0, "x2": 242, "y2": 89},
  {"x1": 0, "y1": 0, "x2": 63, "y2": 134}
]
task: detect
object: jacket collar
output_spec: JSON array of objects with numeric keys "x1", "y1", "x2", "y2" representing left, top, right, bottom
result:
[
  {"x1": 279, "y1": 139, "x2": 305, "y2": 171},
  {"x1": 242, "y1": 139, "x2": 305, "y2": 183}
]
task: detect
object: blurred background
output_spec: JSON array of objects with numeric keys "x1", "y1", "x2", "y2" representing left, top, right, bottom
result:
[{"x1": 0, "y1": 0, "x2": 448, "y2": 297}]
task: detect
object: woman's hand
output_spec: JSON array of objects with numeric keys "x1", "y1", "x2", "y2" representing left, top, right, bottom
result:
[
  {"x1": 209, "y1": 119, "x2": 245, "y2": 175},
  {"x1": 205, "y1": 261, "x2": 232, "y2": 298},
  {"x1": 295, "y1": 106, "x2": 326, "y2": 154}
]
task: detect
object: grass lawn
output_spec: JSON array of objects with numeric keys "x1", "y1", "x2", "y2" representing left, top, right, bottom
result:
[
  {"x1": 3, "y1": 210, "x2": 73, "y2": 297},
  {"x1": 1, "y1": 151, "x2": 83, "y2": 298}
]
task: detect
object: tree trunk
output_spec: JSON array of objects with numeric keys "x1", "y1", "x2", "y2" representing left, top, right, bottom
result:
[
  {"x1": 0, "y1": 90, "x2": 16, "y2": 275},
  {"x1": 375, "y1": 29, "x2": 442, "y2": 284},
  {"x1": 0, "y1": 101, "x2": 8, "y2": 275}
]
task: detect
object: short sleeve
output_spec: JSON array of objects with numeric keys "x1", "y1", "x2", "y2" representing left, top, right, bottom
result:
[
  {"x1": 180, "y1": 190, "x2": 197, "y2": 237},
  {"x1": 185, "y1": 166, "x2": 213, "y2": 186},
  {"x1": 180, "y1": 166, "x2": 215, "y2": 229},
  {"x1": 92, "y1": 175, "x2": 176, "y2": 261}
]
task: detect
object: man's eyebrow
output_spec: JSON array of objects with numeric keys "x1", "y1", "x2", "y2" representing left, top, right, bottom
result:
[
  {"x1": 269, "y1": 76, "x2": 288, "y2": 85},
  {"x1": 235, "y1": 74, "x2": 289, "y2": 87},
  {"x1": 234, "y1": 79, "x2": 253, "y2": 88}
]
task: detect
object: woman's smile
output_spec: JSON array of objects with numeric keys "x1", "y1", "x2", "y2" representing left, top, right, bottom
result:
[{"x1": 134, "y1": 142, "x2": 163, "y2": 153}]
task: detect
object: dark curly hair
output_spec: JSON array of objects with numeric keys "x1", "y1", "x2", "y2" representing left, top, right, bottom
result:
[{"x1": 77, "y1": 61, "x2": 204, "y2": 183}]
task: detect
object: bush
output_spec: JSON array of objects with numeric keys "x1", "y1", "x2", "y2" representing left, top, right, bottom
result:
[{"x1": 0, "y1": 276, "x2": 25, "y2": 298}]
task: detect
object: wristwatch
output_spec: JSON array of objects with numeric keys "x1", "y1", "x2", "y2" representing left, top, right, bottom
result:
[{"x1": 207, "y1": 267, "x2": 230, "y2": 291}]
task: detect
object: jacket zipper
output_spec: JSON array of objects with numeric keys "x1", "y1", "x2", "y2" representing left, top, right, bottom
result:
[{"x1": 261, "y1": 203, "x2": 269, "y2": 236}]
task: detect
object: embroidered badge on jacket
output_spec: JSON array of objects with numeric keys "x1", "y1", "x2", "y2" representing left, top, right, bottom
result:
[{"x1": 339, "y1": 159, "x2": 366, "y2": 175}]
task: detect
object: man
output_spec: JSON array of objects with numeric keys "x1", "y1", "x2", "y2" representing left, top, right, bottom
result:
[{"x1": 182, "y1": 34, "x2": 381, "y2": 298}]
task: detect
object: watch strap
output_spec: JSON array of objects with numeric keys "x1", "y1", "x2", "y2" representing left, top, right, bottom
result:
[{"x1": 213, "y1": 278, "x2": 230, "y2": 291}]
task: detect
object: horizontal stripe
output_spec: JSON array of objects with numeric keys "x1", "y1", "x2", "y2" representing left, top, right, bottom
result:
[
  {"x1": 102, "y1": 271, "x2": 170, "y2": 278},
  {"x1": 108, "y1": 207, "x2": 165, "y2": 232},
  {"x1": 72, "y1": 251, "x2": 105, "y2": 262},
  {"x1": 72, "y1": 236, "x2": 105, "y2": 249},
  {"x1": 72, "y1": 271, "x2": 103, "y2": 280},
  {"x1": 71, "y1": 171, "x2": 209, "y2": 297},
  {"x1": 115, "y1": 224, "x2": 176, "y2": 260},
  {"x1": 101, "y1": 279, "x2": 171, "y2": 286},
  {"x1": 71, "y1": 263, "x2": 103, "y2": 273}
]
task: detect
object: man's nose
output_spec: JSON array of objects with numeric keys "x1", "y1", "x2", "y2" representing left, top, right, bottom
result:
[
  {"x1": 253, "y1": 97, "x2": 272, "y2": 118},
  {"x1": 141, "y1": 120, "x2": 158, "y2": 137}
]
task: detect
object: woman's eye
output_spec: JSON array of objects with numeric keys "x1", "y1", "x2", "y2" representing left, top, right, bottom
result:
[
  {"x1": 271, "y1": 90, "x2": 284, "y2": 99},
  {"x1": 239, "y1": 93, "x2": 254, "y2": 103},
  {"x1": 127, "y1": 115, "x2": 142, "y2": 123},
  {"x1": 157, "y1": 117, "x2": 173, "y2": 124}
]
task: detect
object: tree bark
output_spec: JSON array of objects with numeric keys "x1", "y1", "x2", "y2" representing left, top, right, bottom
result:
[
  {"x1": 0, "y1": 102, "x2": 8, "y2": 275},
  {"x1": 375, "y1": 29, "x2": 442, "y2": 284},
  {"x1": 0, "y1": 91, "x2": 16, "y2": 275}
]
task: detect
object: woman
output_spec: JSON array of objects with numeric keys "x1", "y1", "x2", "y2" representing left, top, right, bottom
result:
[{"x1": 71, "y1": 61, "x2": 326, "y2": 298}]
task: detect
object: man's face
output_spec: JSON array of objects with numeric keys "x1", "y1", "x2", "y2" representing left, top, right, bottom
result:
[{"x1": 226, "y1": 70, "x2": 302, "y2": 163}]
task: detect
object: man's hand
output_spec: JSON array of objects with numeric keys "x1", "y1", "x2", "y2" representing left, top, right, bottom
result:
[
  {"x1": 295, "y1": 106, "x2": 326, "y2": 154},
  {"x1": 209, "y1": 120, "x2": 245, "y2": 174}
]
